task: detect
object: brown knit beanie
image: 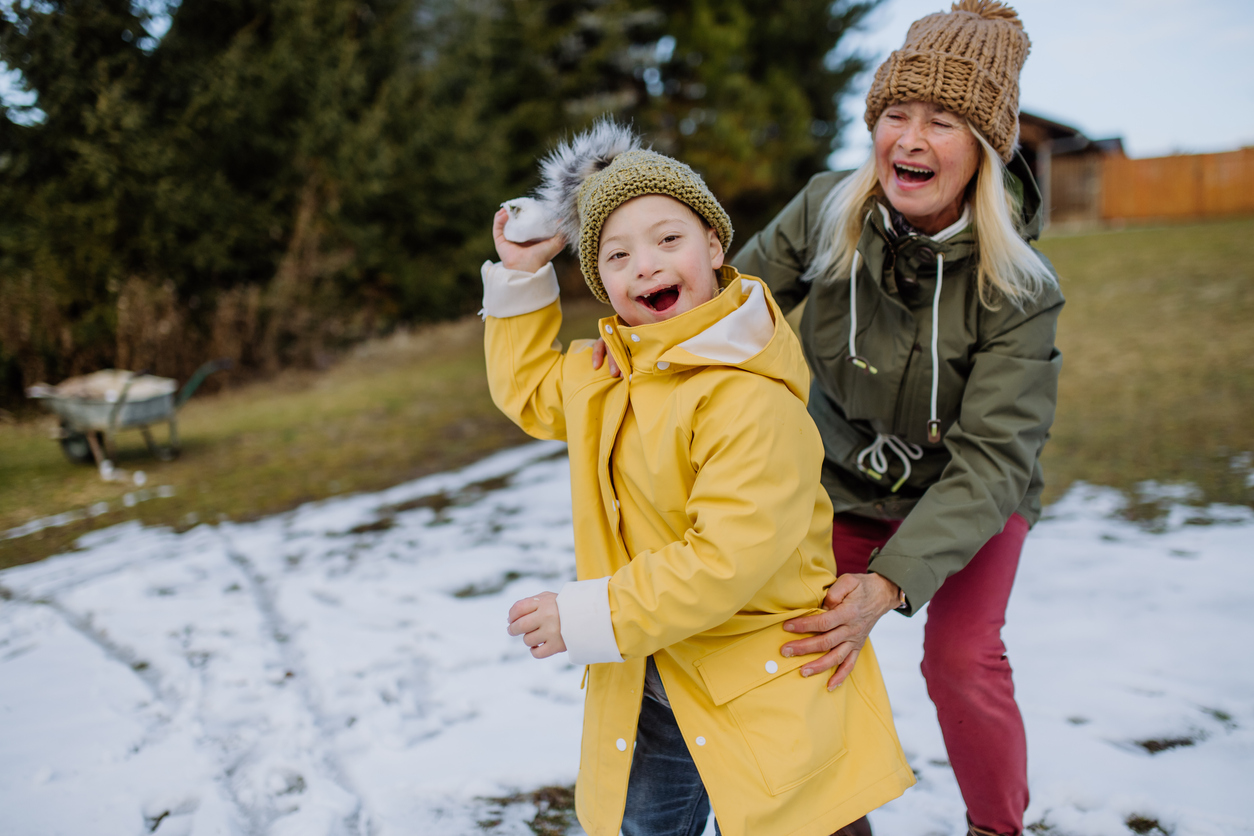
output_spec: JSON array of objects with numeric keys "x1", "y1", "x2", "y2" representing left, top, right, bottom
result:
[
  {"x1": 863, "y1": 0, "x2": 1030, "y2": 161},
  {"x1": 574, "y1": 149, "x2": 733, "y2": 302}
]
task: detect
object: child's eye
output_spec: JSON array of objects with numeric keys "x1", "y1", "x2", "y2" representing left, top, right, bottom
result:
[
  {"x1": 661, "y1": 234, "x2": 680, "y2": 244},
  {"x1": 607, "y1": 251, "x2": 627, "y2": 261}
]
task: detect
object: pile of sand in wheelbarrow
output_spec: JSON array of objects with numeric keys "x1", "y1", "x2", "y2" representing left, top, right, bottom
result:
[{"x1": 27, "y1": 370, "x2": 177, "y2": 403}]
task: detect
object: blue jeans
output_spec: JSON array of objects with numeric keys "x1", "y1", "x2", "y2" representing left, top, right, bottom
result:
[{"x1": 621, "y1": 660, "x2": 720, "y2": 836}]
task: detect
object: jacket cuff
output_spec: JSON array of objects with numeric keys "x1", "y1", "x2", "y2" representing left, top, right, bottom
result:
[
  {"x1": 556, "y1": 577, "x2": 623, "y2": 665},
  {"x1": 866, "y1": 549, "x2": 943, "y2": 616},
  {"x1": 481, "y1": 261, "x2": 560, "y2": 319}
]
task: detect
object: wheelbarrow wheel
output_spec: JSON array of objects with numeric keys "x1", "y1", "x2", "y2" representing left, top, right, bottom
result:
[{"x1": 60, "y1": 423, "x2": 100, "y2": 465}]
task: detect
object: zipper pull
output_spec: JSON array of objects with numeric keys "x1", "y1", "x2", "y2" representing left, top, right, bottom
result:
[{"x1": 927, "y1": 420, "x2": 941, "y2": 443}]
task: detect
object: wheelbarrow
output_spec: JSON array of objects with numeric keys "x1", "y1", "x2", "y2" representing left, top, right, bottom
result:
[{"x1": 26, "y1": 359, "x2": 232, "y2": 465}]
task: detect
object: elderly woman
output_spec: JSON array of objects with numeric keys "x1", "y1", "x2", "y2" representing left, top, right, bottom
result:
[{"x1": 732, "y1": 3, "x2": 1063, "y2": 835}]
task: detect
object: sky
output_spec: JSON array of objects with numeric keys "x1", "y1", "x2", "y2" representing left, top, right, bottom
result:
[{"x1": 830, "y1": 0, "x2": 1254, "y2": 168}]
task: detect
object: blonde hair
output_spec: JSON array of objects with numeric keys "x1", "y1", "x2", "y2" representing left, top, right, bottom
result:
[{"x1": 804, "y1": 122, "x2": 1056, "y2": 310}]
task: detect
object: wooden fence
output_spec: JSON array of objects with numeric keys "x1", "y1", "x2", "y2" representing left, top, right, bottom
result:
[{"x1": 1100, "y1": 147, "x2": 1254, "y2": 221}]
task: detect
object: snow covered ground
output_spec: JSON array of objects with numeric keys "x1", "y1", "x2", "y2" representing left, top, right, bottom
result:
[{"x1": 1, "y1": 441, "x2": 1251, "y2": 836}]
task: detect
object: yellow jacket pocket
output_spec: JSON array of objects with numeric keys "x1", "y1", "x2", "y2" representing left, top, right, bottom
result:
[{"x1": 693, "y1": 617, "x2": 848, "y2": 796}]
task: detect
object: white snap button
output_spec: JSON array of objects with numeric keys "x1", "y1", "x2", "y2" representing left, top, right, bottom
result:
[
  {"x1": 616, "y1": 738, "x2": 627, "y2": 752},
  {"x1": 631, "y1": 334, "x2": 641, "y2": 342},
  {"x1": 628, "y1": 374, "x2": 633, "y2": 381},
  {"x1": 605, "y1": 325, "x2": 613, "y2": 334},
  {"x1": 765, "y1": 660, "x2": 779, "y2": 674},
  {"x1": 695, "y1": 736, "x2": 706, "y2": 746},
  {"x1": 656, "y1": 361, "x2": 669, "y2": 370}
]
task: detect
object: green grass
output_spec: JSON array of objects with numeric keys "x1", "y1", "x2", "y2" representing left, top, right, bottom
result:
[
  {"x1": 1036, "y1": 216, "x2": 1254, "y2": 509},
  {"x1": 2, "y1": 217, "x2": 1252, "y2": 568},
  {"x1": 0, "y1": 301, "x2": 608, "y2": 570}
]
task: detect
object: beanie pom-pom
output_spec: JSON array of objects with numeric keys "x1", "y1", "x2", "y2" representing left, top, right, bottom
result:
[
  {"x1": 950, "y1": 0, "x2": 1022, "y2": 28},
  {"x1": 536, "y1": 119, "x2": 642, "y2": 254}
]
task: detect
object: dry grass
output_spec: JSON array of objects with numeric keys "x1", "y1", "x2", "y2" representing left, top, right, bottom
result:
[
  {"x1": 0, "y1": 300, "x2": 608, "y2": 570},
  {"x1": 1037, "y1": 216, "x2": 1254, "y2": 508}
]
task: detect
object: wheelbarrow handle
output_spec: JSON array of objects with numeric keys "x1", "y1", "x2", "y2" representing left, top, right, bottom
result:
[
  {"x1": 107, "y1": 368, "x2": 150, "y2": 432},
  {"x1": 176, "y1": 358, "x2": 234, "y2": 408}
]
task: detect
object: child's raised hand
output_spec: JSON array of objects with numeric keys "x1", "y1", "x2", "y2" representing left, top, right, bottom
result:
[
  {"x1": 507, "y1": 591, "x2": 567, "y2": 659},
  {"x1": 493, "y1": 208, "x2": 565, "y2": 274}
]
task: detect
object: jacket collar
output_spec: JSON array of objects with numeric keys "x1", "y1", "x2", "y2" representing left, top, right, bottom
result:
[
  {"x1": 602, "y1": 267, "x2": 767, "y2": 371},
  {"x1": 600, "y1": 267, "x2": 811, "y2": 402}
]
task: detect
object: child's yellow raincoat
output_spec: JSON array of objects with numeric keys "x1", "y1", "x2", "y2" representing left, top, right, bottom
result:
[{"x1": 483, "y1": 263, "x2": 914, "y2": 836}]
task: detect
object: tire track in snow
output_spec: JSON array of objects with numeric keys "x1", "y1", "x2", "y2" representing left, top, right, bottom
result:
[
  {"x1": 220, "y1": 531, "x2": 372, "y2": 836},
  {"x1": 1, "y1": 587, "x2": 166, "y2": 700}
]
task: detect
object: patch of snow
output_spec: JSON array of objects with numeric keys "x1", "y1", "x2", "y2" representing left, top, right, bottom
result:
[{"x1": 1, "y1": 444, "x2": 1252, "y2": 835}]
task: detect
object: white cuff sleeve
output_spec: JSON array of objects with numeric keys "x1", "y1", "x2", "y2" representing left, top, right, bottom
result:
[
  {"x1": 480, "y1": 261, "x2": 561, "y2": 319},
  {"x1": 556, "y1": 577, "x2": 623, "y2": 665}
]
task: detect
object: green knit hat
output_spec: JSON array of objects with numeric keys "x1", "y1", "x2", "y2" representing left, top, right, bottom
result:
[{"x1": 537, "y1": 122, "x2": 734, "y2": 303}]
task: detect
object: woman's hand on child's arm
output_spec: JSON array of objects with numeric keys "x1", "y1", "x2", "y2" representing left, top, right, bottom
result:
[
  {"x1": 493, "y1": 208, "x2": 565, "y2": 274},
  {"x1": 590, "y1": 339, "x2": 621, "y2": 378},
  {"x1": 778, "y1": 572, "x2": 902, "y2": 691},
  {"x1": 507, "y1": 592, "x2": 568, "y2": 659}
]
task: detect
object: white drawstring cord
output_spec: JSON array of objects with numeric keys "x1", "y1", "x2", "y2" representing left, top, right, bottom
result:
[
  {"x1": 847, "y1": 250, "x2": 877, "y2": 374},
  {"x1": 848, "y1": 238, "x2": 945, "y2": 458},
  {"x1": 928, "y1": 253, "x2": 944, "y2": 443},
  {"x1": 857, "y1": 434, "x2": 924, "y2": 493}
]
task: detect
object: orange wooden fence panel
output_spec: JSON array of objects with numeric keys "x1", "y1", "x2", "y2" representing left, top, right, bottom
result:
[{"x1": 1100, "y1": 148, "x2": 1254, "y2": 220}]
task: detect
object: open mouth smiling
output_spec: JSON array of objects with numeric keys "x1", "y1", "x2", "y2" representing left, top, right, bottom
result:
[
  {"x1": 638, "y1": 285, "x2": 681, "y2": 312},
  {"x1": 894, "y1": 162, "x2": 935, "y2": 184}
]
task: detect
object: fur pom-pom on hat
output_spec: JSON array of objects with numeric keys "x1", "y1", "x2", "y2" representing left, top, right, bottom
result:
[
  {"x1": 864, "y1": 0, "x2": 1031, "y2": 161},
  {"x1": 524, "y1": 119, "x2": 733, "y2": 303},
  {"x1": 535, "y1": 120, "x2": 643, "y2": 255}
]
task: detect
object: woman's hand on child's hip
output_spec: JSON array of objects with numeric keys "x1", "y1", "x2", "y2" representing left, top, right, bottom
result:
[
  {"x1": 507, "y1": 592, "x2": 568, "y2": 659},
  {"x1": 778, "y1": 573, "x2": 901, "y2": 690},
  {"x1": 493, "y1": 208, "x2": 565, "y2": 274},
  {"x1": 590, "y1": 339, "x2": 621, "y2": 377}
]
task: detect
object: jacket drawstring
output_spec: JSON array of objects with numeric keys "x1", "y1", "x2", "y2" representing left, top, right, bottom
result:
[
  {"x1": 857, "y1": 434, "x2": 923, "y2": 493},
  {"x1": 850, "y1": 248, "x2": 947, "y2": 489},
  {"x1": 846, "y1": 250, "x2": 877, "y2": 374},
  {"x1": 927, "y1": 253, "x2": 944, "y2": 443}
]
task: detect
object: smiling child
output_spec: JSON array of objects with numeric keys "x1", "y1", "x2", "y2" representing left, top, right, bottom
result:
[{"x1": 480, "y1": 122, "x2": 914, "y2": 836}]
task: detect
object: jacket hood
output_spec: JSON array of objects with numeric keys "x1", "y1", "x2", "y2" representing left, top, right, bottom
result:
[
  {"x1": 1007, "y1": 149, "x2": 1043, "y2": 241},
  {"x1": 605, "y1": 267, "x2": 811, "y2": 403}
]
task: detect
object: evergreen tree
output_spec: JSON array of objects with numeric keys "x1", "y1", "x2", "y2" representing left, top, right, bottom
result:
[
  {"x1": 0, "y1": 0, "x2": 878, "y2": 406},
  {"x1": 622, "y1": 0, "x2": 877, "y2": 236},
  {"x1": 0, "y1": 0, "x2": 158, "y2": 396}
]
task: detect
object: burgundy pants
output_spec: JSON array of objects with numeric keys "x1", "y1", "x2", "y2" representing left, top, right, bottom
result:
[{"x1": 833, "y1": 512, "x2": 1031, "y2": 836}]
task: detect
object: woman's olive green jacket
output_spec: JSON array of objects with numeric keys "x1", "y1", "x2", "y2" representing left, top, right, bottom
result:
[{"x1": 732, "y1": 154, "x2": 1064, "y2": 613}]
